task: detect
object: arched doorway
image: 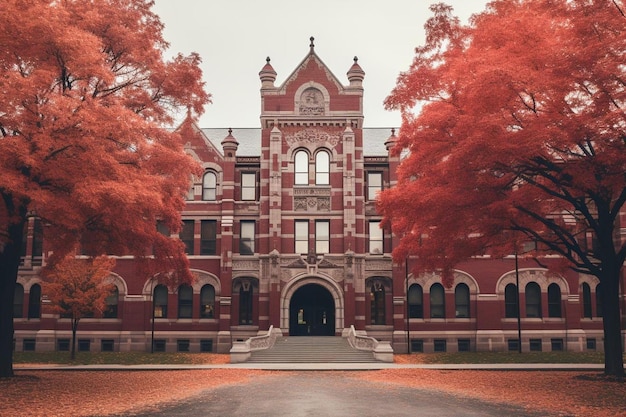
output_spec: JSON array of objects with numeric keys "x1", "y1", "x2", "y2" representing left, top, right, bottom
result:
[{"x1": 289, "y1": 284, "x2": 335, "y2": 336}]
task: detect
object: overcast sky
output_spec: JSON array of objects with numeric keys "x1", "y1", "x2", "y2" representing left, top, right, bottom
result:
[{"x1": 152, "y1": 0, "x2": 491, "y2": 128}]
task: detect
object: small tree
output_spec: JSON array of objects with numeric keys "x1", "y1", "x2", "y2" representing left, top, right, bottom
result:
[{"x1": 44, "y1": 256, "x2": 116, "y2": 360}]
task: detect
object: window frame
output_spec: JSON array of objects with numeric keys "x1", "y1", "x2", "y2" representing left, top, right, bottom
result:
[
  {"x1": 200, "y1": 220, "x2": 217, "y2": 255},
  {"x1": 202, "y1": 171, "x2": 218, "y2": 201},
  {"x1": 315, "y1": 150, "x2": 330, "y2": 185},
  {"x1": 295, "y1": 220, "x2": 309, "y2": 255},
  {"x1": 103, "y1": 287, "x2": 119, "y2": 318},
  {"x1": 430, "y1": 283, "x2": 445, "y2": 319},
  {"x1": 367, "y1": 172, "x2": 383, "y2": 201},
  {"x1": 455, "y1": 283, "x2": 470, "y2": 318},
  {"x1": 294, "y1": 150, "x2": 309, "y2": 185},
  {"x1": 153, "y1": 285, "x2": 168, "y2": 318},
  {"x1": 368, "y1": 220, "x2": 383, "y2": 254},
  {"x1": 370, "y1": 282, "x2": 386, "y2": 325},
  {"x1": 547, "y1": 283, "x2": 562, "y2": 318},
  {"x1": 200, "y1": 284, "x2": 215, "y2": 318},
  {"x1": 239, "y1": 220, "x2": 255, "y2": 255},
  {"x1": 504, "y1": 283, "x2": 519, "y2": 318},
  {"x1": 315, "y1": 220, "x2": 330, "y2": 254},
  {"x1": 27, "y1": 284, "x2": 41, "y2": 319},
  {"x1": 241, "y1": 172, "x2": 257, "y2": 201},
  {"x1": 180, "y1": 220, "x2": 195, "y2": 255},
  {"x1": 408, "y1": 284, "x2": 423, "y2": 319},
  {"x1": 525, "y1": 282, "x2": 542, "y2": 318},
  {"x1": 177, "y1": 284, "x2": 193, "y2": 319}
]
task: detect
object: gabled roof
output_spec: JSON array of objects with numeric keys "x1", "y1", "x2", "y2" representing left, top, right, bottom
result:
[{"x1": 201, "y1": 128, "x2": 395, "y2": 157}]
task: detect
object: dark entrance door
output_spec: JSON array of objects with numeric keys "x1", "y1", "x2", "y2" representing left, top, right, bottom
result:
[{"x1": 289, "y1": 284, "x2": 335, "y2": 336}]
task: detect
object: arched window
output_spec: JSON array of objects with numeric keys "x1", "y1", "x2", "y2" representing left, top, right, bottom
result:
[
  {"x1": 315, "y1": 150, "x2": 330, "y2": 185},
  {"x1": 200, "y1": 284, "x2": 215, "y2": 318},
  {"x1": 504, "y1": 283, "x2": 518, "y2": 318},
  {"x1": 202, "y1": 171, "x2": 217, "y2": 200},
  {"x1": 582, "y1": 283, "x2": 592, "y2": 318},
  {"x1": 455, "y1": 283, "x2": 470, "y2": 318},
  {"x1": 178, "y1": 285, "x2": 193, "y2": 318},
  {"x1": 370, "y1": 282, "x2": 386, "y2": 325},
  {"x1": 153, "y1": 285, "x2": 168, "y2": 318},
  {"x1": 239, "y1": 281, "x2": 254, "y2": 325},
  {"x1": 596, "y1": 284, "x2": 603, "y2": 317},
  {"x1": 28, "y1": 284, "x2": 41, "y2": 319},
  {"x1": 525, "y1": 282, "x2": 542, "y2": 318},
  {"x1": 430, "y1": 283, "x2": 445, "y2": 318},
  {"x1": 14, "y1": 284, "x2": 24, "y2": 318},
  {"x1": 547, "y1": 283, "x2": 561, "y2": 318},
  {"x1": 294, "y1": 150, "x2": 309, "y2": 185},
  {"x1": 408, "y1": 284, "x2": 423, "y2": 318},
  {"x1": 103, "y1": 287, "x2": 119, "y2": 318}
]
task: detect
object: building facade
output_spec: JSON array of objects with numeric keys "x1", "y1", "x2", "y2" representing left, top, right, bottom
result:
[{"x1": 14, "y1": 40, "x2": 613, "y2": 355}]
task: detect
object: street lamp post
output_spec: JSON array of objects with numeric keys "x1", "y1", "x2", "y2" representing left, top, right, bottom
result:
[
  {"x1": 150, "y1": 277, "x2": 156, "y2": 354},
  {"x1": 406, "y1": 257, "x2": 410, "y2": 354},
  {"x1": 514, "y1": 252, "x2": 522, "y2": 353}
]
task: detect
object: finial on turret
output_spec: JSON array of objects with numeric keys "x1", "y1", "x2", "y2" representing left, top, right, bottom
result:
[
  {"x1": 228, "y1": 128, "x2": 232, "y2": 135},
  {"x1": 266, "y1": 56, "x2": 270, "y2": 64},
  {"x1": 310, "y1": 36, "x2": 315, "y2": 49},
  {"x1": 391, "y1": 128, "x2": 396, "y2": 136},
  {"x1": 354, "y1": 56, "x2": 358, "y2": 63}
]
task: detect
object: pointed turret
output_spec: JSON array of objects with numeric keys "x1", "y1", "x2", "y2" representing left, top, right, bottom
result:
[
  {"x1": 221, "y1": 128, "x2": 239, "y2": 158},
  {"x1": 347, "y1": 56, "x2": 365, "y2": 87},
  {"x1": 384, "y1": 128, "x2": 397, "y2": 151},
  {"x1": 259, "y1": 56, "x2": 277, "y2": 88}
]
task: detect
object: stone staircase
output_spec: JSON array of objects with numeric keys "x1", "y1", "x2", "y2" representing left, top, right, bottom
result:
[{"x1": 248, "y1": 336, "x2": 377, "y2": 363}]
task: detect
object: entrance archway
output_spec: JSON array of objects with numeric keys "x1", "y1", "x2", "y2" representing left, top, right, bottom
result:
[{"x1": 289, "y1": 284, "x2": 335, "y2": 336}]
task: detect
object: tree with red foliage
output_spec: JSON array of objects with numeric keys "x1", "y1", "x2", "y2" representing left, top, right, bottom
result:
[
  {"x1": 379, "y1": 1, "x2": 625, "y2": 376},
  {"x1": 44, "y1": 256, "x2": 116, "y2": 360},
  {"x1": 0, "y1": 0, "x2": 210, "y2": 377}
]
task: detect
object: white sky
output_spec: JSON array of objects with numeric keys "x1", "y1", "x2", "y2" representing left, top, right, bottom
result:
[{"x1": 152, "y1": 0, "x2": 491, "y2": 128}]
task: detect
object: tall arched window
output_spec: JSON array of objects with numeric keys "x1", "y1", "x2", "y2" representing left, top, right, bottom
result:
[
  {"x1": 596, "y1": 284, "x2": 603, "y2": 317},
  {"x1": 582, "y1": 283, "x2": 592, "y2": 318},
  {"x1": 370, "y1": 281, "x2": 386, "y2": 325},
  {"x1": 315, "y1": 150, "x2": 330, "y2": 185},
  {"x1": 294, "y1": 150, "x2": 309, "y2": 185},
  {"x1": 525, "y1": 282, "x2": 542, "y2": 318},
  {"x1": 14, "y1": 284, "x2": 24, "y2": 318},
  {"x1": 153, "y1": 285, "x2": 168, "y2": 318},
  {"x1": 103, "y1": 287, "x2": 119, "y2": 318},
  {"x1": 430, "y1": 283, "x2": 445, "y2": 318},
  {"x1": 200, "y1": 284, "x2": 215, "y2": 318},
  {"x1": 504, "y1": 283, "x2": 518, "y2": 318},
  {"x1": 202, "y1": 171, "x2": 217, "y2": 200},
  {"x1": 239, "y1": 281, "x2": 253, "y2": 325},
  {"x1": 455, "y1": 283, "x2": 470, "y2": 318},
  {"x1": 408, "y1": 284, "x2": 423, "y2": 318},
  {"x1": 178, "y1": 285, "x2": 193, "y2": 318},
  {"x1": 547, "y1": 283, "x2": 562, "y2": 318},
  {"x1": 28, "y1": 284, "x2": 41, "y2": 319}
]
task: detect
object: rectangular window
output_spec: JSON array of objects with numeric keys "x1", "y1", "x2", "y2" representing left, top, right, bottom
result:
[
  {"x1": 200, "y1": 220, "x2": 217, "y2": 255},
  {"x1": 410, "y1": 339, "x2": 424, "y2": 353},
  {"x1": 507, "y1": 339, "x2": 520, "y2": 352},
  {"x1": 200, "y1": 339, "x2": 213, "y2": 352},
  {"x1": 23, "y1": 339, "x2": 36, "y2": 352},
  {"x1": 457, "y1": 339, "x2": 471, "y2": 352},
  {"x1": 154, "y1": 339, "x2": 166, "y2": 352},
  {"x1": 551, "y1": 338, "x2": 564, "y2": 351},
  {"x1": 240, "y1": 221, "x2": 255, "y2": 255},
  {"x1": 369, "y1": 220, "x2": 383, "y2": 254},
  {"x1": 241, "y1": 172, "x2": 256, "y2": 201},
  {"x1": 78, "y1": 339, "x2": 91, "y2": 352},
  {"x1": 586, "y1": 338, "x2": 596, "y2": 350},
  {"x1": 315, "y1": 220, "x2": 330, "y2": 254},
  {"x1": 57, "y1": 339, "x2": 70, "y2": 352},
  {"x1": 177, "y1": 339, "x2": 190, "y2": 352},
  {"x1": 180, "y1": 220, "x2": 194, "y2": 255},
  {"x1": 101, "y1": 339, "x2": 114, "y2": 352},
  {"x1": 295, "y1": 220, "x2": 309, "y2": 254},
  {"x1": 529, "y1": 338, "x2": 542, "y2": 352},
  {"x1": 434, "y1": 339, "x2": 447, "y2": 352},
  {"x1": 367, "y1": 172, "x2": 383, "y2": 201}
]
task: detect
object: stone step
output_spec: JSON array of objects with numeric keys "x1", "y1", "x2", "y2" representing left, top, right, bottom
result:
[{"x1": 248, "y1": 336, "x2": 377, "y2": 363}]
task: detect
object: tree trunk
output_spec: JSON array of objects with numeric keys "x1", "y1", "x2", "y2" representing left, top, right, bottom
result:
[
  {"x1": 0, "y1": 217, "x2": 26, "y2": 378},
  {"x1": 71, "y1": 318, "x2": 79, "y2": 361},
  {"x1": 601, "y1": 266, "x2": 624, "y2": 378}
]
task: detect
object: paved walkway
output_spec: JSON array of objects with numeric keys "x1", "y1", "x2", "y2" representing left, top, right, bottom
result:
[{"x1": 14, "y1": 362, "x2": 605, "y2": 371}]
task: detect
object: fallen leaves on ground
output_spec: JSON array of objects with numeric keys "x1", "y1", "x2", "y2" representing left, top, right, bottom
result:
[{"x1": 2, "y1": 368, "x2": 625, "y2": 416}]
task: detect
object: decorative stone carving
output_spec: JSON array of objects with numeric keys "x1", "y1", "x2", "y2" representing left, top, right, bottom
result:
[
  {"x1": 299, "y1": 88, "x2": 325, "y2": 115},
  {"x1": 365, "y1": 258, "x2": 393, "y2": 271},
  {"x1": 232, "y1": 260, "x2": 259, "y2": 271},
  {"x1": 285, "y1": 129, "x2": 340, "y2": 148},
  {"x1": 294, "y1": 197, "x2": 330, "y2": 212}
]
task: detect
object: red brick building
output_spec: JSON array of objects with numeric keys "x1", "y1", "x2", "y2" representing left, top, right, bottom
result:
[{"x1": 14, "y1": 39, "x2": 612, "y2": 355}]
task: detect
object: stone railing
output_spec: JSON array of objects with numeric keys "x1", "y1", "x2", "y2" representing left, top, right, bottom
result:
[
  {"x1": 346, "y1": 325, "x2": 394, "y2": 362},
  {"x1": 230, "y1": 326, "x2": 281, "y2": 363}
]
